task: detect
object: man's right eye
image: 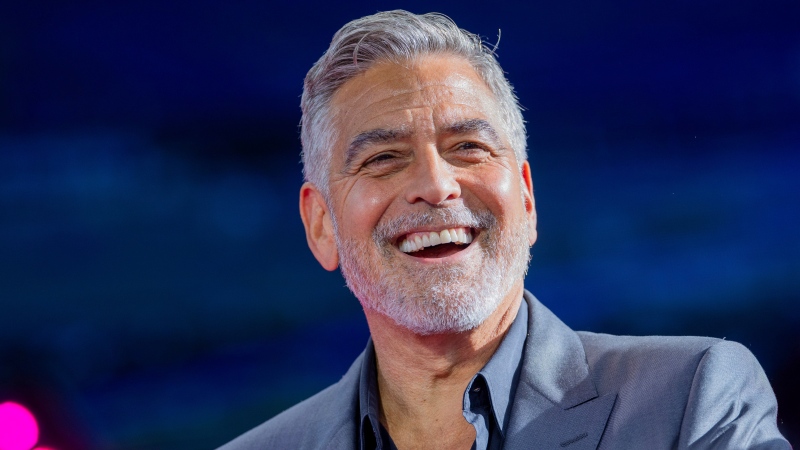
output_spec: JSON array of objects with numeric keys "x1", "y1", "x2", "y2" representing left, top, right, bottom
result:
[{"x1": 364, "y1": 153, "x2": 396, "y2": 166}]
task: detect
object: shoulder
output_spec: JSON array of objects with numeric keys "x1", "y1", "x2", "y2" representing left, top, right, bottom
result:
[
  {"x1": 577, "y1": 333, "x2": 721, "y2": 415},
  {"x1": 575, "y1": 333, "x2": 789, "y2": 447},
  {"x1": 678, "y1": 339, "x2": 789, "y2": 447},
  {"x1": 217, "y1": 353, "x2": 363, "y2": 450},
  {"x1": 577, "y1": 332, "x2": 765, "y2": 395},
  {"x1": 578, "y1": 332, "x2": 722, "y2": 383}
]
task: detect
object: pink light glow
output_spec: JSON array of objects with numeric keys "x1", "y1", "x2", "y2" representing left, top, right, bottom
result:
[{"x1": 0, "y1": 401, "x2": 39, "y2": 450}]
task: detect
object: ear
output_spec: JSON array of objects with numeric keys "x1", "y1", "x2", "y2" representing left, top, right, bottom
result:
[
  {"x1": 520, "y1": 161, "x2": 538, "y2": 246},
  {"x1": 299, "y1": 182, "x2": 339, "y2": 271}
]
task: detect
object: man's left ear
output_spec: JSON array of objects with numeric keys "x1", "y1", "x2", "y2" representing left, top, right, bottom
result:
[{"x1": 521, "y1": 161, "x2": 538, "y2": 246}]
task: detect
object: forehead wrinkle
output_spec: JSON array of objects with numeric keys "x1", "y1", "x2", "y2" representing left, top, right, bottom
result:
[
  {"x1": 333, "y1": 59, "x2": 431, "y2": 109},
  {"x1": 332, "y1": 73, "x2": 420, "y2": 125},
  {"x1": 333, "y1": 83, "x2": 426, "y2": 138},
  {"x1": 336, "y1": 65, "x2": 476, "y2": 122}
]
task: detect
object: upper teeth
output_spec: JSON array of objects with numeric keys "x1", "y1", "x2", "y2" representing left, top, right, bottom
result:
[{"x1": 399, "y1": 227, "x2": 473, "y2": 253}]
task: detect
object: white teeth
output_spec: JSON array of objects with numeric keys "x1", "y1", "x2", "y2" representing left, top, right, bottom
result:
[
  {"x1": 440, "y1": 229, "x2": 452, "y2": 244},
  {"x1": 399, "y1": 227, "x2": 474, "y2": 253}
]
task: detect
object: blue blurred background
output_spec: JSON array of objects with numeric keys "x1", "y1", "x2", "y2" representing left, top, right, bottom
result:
[{"x1": 1, "y1": 0, "x2": 799, "y2": 447}]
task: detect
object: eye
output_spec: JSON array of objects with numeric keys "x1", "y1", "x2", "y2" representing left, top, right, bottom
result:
[
  {"x1": 359, "y1": 151, "x2": 407, "y2": 175},
  {"x1": 365, "y1": 152, "x2": 396, "y2": 165},
  {"x1": 452, "y1": 141, "x2": 491, "y2": 160},
  {"x1": 457, "y1": 142, "x2": 485, "y2": 151}
]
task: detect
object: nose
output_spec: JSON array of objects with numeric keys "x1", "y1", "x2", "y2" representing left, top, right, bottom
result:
[{"x1": 404, "y1": 148, "x2": 461, "y2": 205}]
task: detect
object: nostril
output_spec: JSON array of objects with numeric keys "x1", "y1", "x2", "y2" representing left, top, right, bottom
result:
[{"x1": 407, "y1": 180, "x2": 461, "y2": 205}]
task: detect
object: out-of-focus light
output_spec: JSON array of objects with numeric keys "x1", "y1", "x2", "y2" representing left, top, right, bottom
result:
[{"x1": 0, "y1": 401, "x2": 39, "y2": 450}]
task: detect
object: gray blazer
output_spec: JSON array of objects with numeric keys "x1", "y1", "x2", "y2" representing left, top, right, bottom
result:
[{"x1": 219, "y1": 292, "x2": 790, "y2": 449}]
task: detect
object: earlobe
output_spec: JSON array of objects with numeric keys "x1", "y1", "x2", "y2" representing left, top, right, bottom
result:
[
  {"x1": 299, "y1": 183, "x2": 339, "y2": 271},
  {"x1": 520, "y1": 162, "x2": 538, "y2": 246}
]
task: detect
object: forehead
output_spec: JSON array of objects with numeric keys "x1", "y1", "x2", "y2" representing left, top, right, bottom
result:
[{"x1": 328, "y1": 54, "x2": 504, "y2": 145}]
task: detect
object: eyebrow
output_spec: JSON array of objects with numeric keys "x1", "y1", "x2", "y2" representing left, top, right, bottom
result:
[
  {"x1": 443, "y1": 118, "x2": 502, "y2": 146},
  {"x1": 345, "y1": 127, "x2": 411, "y2": 168}
]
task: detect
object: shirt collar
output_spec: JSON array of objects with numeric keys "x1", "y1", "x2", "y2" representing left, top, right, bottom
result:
[
  {"x1": 470, "y1": 298, "x2": 528, "y2": 435},
  {"x1": 358, "y1": 298, "x2": 529, "y2": 446}
]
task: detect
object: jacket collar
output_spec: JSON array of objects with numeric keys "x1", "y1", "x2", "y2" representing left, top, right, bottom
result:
[
  {"x1": 503, "y1": 291, "x2": 616, "y2": 449},
  {"x1": 347, "y1": 291, "x2": 616, "y2": 450}
]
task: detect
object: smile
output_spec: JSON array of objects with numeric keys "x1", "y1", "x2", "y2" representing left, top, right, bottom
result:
[{"x1": 398, "y1": 227, "x2": 474, "y2": 254}]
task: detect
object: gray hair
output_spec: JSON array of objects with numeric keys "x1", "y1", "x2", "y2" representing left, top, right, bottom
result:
[{"x1": 300, "y1": 10, "x2": 527, "y2": 199}]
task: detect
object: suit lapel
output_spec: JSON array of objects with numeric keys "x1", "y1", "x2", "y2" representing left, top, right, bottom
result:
[
  {"x1": 503, "y1": 292, "x2": 616, "y2": 450},
  {"x1": 325, "y1": 348, "x2": 364, "y2": 450}
]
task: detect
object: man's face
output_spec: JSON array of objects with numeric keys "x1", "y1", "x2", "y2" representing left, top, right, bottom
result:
[{"x1": 321, "y1": 54, "x2": 537, "y2": 334}]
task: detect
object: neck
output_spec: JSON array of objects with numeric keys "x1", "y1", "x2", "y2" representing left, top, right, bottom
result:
[{"x1": 363, "y1": 283, "x2": 524, "y2": 449}]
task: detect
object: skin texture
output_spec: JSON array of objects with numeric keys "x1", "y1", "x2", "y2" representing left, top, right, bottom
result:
[{"x1": 299, "y1": 54, "x2": 537, "y2": 449}]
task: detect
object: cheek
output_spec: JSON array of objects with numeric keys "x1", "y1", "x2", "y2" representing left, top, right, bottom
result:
[
  {"x1": 474, "y1": 166, "x2": 517, "y2": 210},
  {"x1": 341, "y1": 181, "x2": 395, "y2": 233},
  {"x1": 494, "y1": 170, "x2": 515, "y2": 199}
]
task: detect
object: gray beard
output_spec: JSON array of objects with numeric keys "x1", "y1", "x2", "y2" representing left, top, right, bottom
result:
[{"x1": 334, "y1": 206, "x2": 531, "y2": 335}]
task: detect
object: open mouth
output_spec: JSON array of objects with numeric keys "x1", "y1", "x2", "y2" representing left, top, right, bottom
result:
[{"x1": 397, "y1": 227, "x2": 475, "y2": 258}]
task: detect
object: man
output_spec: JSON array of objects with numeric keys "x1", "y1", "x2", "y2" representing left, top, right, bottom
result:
[{"x1": 220, "y1": 11, "x2": 790, "y2": 449}]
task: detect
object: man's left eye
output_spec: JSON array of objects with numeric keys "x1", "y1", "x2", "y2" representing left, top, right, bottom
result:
[
  {"x1": 461, "y1": 141, "x2": 490, "y2": 149},
  {"x1": 454, "y1": 142, "x2": 490, "y2": 156}
]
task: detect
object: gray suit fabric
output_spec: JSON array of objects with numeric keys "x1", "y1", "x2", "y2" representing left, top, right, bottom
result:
[{"x1": 219, "y1": 292, "x2": 790, "y2": 449}]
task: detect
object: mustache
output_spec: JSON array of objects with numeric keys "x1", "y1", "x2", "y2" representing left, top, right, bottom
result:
[{"x1": 372, "y1": 206, "x2": 496, "y2": 244}]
